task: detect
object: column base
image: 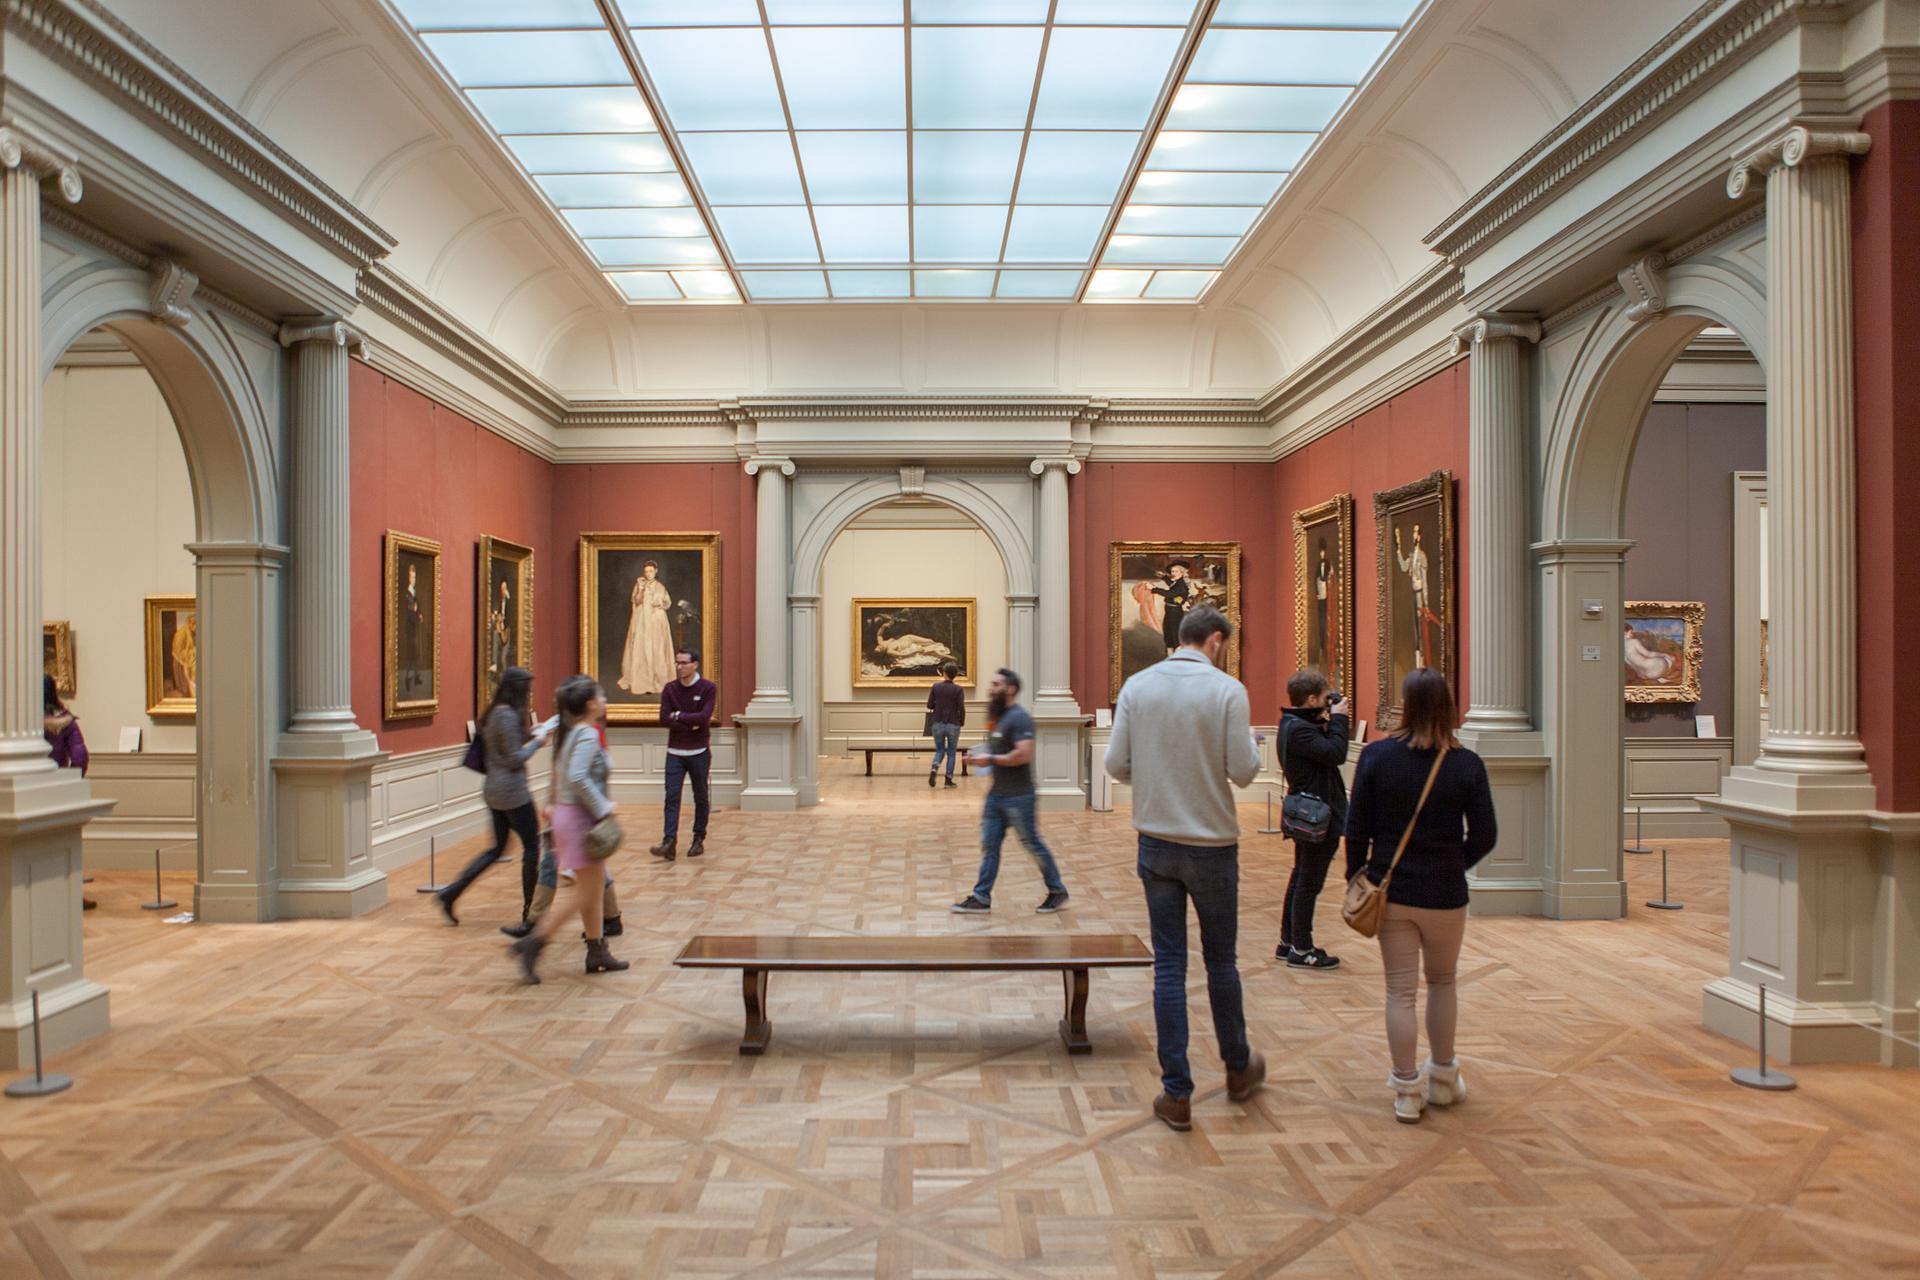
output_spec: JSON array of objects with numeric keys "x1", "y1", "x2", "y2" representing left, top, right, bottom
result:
[
  {"x1": 1459, "y1": 732, "x2": 1552, "y2": 917},
  {"x1": 737, "y1": 703, "x2": 801, "y2": 811},
  {"x1": 1718, "y1": 760, "x2": 1878, "y2": 814},
  {"x1": 1703, "y1": 978, "x2": 1907, "y2": 1066},
  {"x1": 1029, "y1": 698, "x2": 1087, "y2": 813},
  {"x1": 275, "y1": 867, "x2": 389, "y2": 919},
  {"x1": 271, "y1": 732, "x2": 387, "y2": 920}
]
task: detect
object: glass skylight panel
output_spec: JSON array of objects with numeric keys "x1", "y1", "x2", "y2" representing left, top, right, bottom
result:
[
  {"x1": 672, "y1": 270, "x2": 738, "y2": 299},
  {"x1": 586, "y1": 237, "x2": 723, "y2": 267},
  {"x1": 913, "y1": 132, "x2": 1023, "y2": 203},
  {"x1": 911, "y1": 27, "x2": 1046, "y2": 128},
  {"x1": 1054, "y1": 0, "x2": 1197, "y2": 21},
  {"x1": 712, "y1": 207, "x2": 821, "y2": 263},
  {"x1": 610, "y1": 271, "x2": 684, "y2": 301},
  {"x1": 914, "y1": 206, "x2": 1010, "y2": 263},
  {"x1": 396, "y1": 0, "x2": 603, "y2": 30},
  {"x1": 1143, "y1": 270, "x2": 1216, "y2": 298},
  {"x1": 996, "y1": 270, "x2": 1083, "y2": 297},
  {"x1": 1116, "y1": 204, "x2": 1259, "y2": 236},
  {"x1": 1004, "y1": 205, "x2": 1109, "y2": 261},
  {"x1": 1087, "y1": 269, "x2": 1150, "y2": 298},
  {"x1": 911, "y1": 0, "x2": 1048, "y2": 20},
  {"x1": 1130, "y1": 169, "x2": 1286, "y2": 204},
  {"x1": 630, "y1": 28, "x2": 786, "y2": 130},
  {"x1": 1016, "y1": 132, "x2": 1140, "y2": 204},
  {"x1": 1167, "y1": 84, "x2": 1347, "y2": 131},
  {"x1": 1146, "y1": 131, "x2": 1314, "y2": 172},
  {"x1": 1212, "y1": 0, "x2": 1417, "y2": 27},
  {"x1": 771, "y1": 27, "x2": 906, "y2": 129},
  {"x1": 796, "y1": 132, "x2": 907, "y2": 203},
  {"x1": 422, "y1": 31, "x2": 629, "y2": 87},
  {"x1": 1102, "y1": 234, "x2": 1237, "y2": 265},
  {"x1": 677, "y1": 133, "x2": 805, "y2": 204},
  {"x1": 814, "y1": 207, "x2": 910, "y2": 261},
  {"x1": 537, "y1": 173, "x2": 691, "y2": 207},
  {"x1": 829, "y1": 270, "x2": 911, "y2": 297},
  {"x1": 617, "y1": 0, "x2": 761, "y2": 23},
  {"x1": 564, "y1": 208, "x2": 708, "y2": 238},
  {"x1": 1032, "y1": 27, "x2": 1184, "y2": 130},
  {"x1": 741, "y1": 271, "x2": 830, "y2": 299},
  {"x1": 1186, "y1": 28, "x2": 1395, "y2": 85},
  {"x1": 915, "y1": 270, "x2": 995, "y2": 297},
  {"x1": 507, "y1": 134, "x2": 670, "y2": 174},
  {"x1": 766, "y1": 0, "x2": 901, "y2": 21},
  {"x1": 468, "y1": 87, "x2": 654, "y2": 134}
]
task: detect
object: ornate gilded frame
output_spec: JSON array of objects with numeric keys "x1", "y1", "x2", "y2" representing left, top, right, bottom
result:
[
  {"x1": 143, "y1": 595, "x2": 197, "y2": 719},
  {"x1": 1292, "y1": 494, "x2": 1354, "y2": 694},
  {"x1": 476, "y1": 535, "x2": 535, "y2": 716},
  {"x1": 1373, "y1": 471, "x2": 1454, "y2": 731},
  {"x1": 851, "y1": 597, "x2": 977, "y2": 689},
  {"x1": 578, "y1": 531, "x2": 721, "y2": 725},
  {"x1": 1624, "y1": 600, "x2": 1706, "y2": 704},
  {"x1": 384, "y1": 529, "x2": 442, "y2": 721},
  {"x1": 43, "y1": 621, "x2": 75, "y2": 698},
  {"x1": 1108, "y1": 541, "x2": 1242, "y2": 700}
]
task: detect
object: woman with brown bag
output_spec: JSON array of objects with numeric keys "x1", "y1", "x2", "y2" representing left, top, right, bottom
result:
[{"x1": 1342, "y1": 668, "x2": 1497, "y2": 1123}]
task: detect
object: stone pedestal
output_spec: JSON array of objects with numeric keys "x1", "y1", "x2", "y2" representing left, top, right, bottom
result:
[{"x1": 0, "y1": 772, "x2": 112, "y2": 1069}]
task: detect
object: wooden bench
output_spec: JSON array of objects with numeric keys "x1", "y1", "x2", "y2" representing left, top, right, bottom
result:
[
  {"x1": 845, "y1": 740, "x2": 971, "y2": 777},
  {"x1": 673, "y1": 934, "x2": 1153, "y2": 1055}
]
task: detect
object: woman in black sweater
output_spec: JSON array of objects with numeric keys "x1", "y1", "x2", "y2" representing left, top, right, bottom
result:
[{"x1": 1344, "y1": 668, "x2": 1497, "y2": 1124}]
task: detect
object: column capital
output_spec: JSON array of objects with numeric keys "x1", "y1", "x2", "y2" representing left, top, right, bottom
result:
[
  {"x1": 1451, "y1": 313, "x2": 1541, "y2": 353},
  {"x1": 743, "y1": 455, "x2": 795, "y2": 477},
  {"x1": 1727, "y1": 123, "x2": 1870, "y2": 198},
  {"x1": 1029, "y1": 456, "x2": 1080, "y2": 477},
  {"x1": 277, "y1": 318, "x2": 368, "y2": 352},
  {"x1": 0, "y1": 123, "x2": 82, "y2": 203}
]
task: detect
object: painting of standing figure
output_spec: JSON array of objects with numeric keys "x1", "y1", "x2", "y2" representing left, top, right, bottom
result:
[
  {"x1": 1108, "y1": 542, "x2": 1241, "y2": 700},
  {"x1": 852, "y1": 599, "x2": 975, "y2": 688},
  {"x1": 580, "y1": 532, "x2": 720, "y2": 725},
  {"x1": 1373, "y1": 472, "x2": 1454, "y2": 731},
  {"x1": 477, "y1": 535, "x2": 534, "y2": 716},
  {"x1": 1293, "y1": 495, "x2": 1354, "y2": 696},
  {"x1": 144, "y1": 595, "x2": 197, "y2": 719},
  {"x1": 384, "y1": 530, "x2": 441, "y2": 720}
]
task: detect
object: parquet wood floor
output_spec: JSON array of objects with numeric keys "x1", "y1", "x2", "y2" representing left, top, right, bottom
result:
[{"x1": 6, "y1": 757, "x2": 1918, "y2": 1277}]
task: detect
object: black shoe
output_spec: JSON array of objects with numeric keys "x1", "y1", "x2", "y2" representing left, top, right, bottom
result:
[
  {"x1": 944, "y1": 777, "x2": 957, "y2": 788},
  {"x1": 650, "y1": 838, "x2": 677, "y2": 862},
  {"x1": 951, "y1": 895, "x2": 990, "y2": 913},
  {"x1": 434, "y1": 891, "x2": 458, "y2": 926},
  {"x1": 1286, "y1": 946, "x2": 1341, "y2": 970},
  {"x1": 603, "y1": 914, "x2": 623, "y2": 937},
  {"x1": 1275, "y1": 941, "x2": 1292, "y2": 960},
  {"x1": 509, "y1": 934, "x2": 545, "y2": 984},
  {"x1": 928, "y1": 770, "x2": 937, "y2": 788},
  {"x1": 1036, "y1": 891, "x2": 1069, "y2": 913},
  {"x1": 686, "y1": 838, "x2": 705, "y2": 859},
  {"x1": 500, "y1": 920, "x2": 533, "y2": 939}
]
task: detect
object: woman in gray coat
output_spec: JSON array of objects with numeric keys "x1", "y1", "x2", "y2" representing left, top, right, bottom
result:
[{"x1": 436, "y1": 667, "x2": 550, "y2": 926}]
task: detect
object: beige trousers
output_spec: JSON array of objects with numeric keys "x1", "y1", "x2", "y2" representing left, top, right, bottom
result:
[
  {"x1": 530, "y1": 872, "x2": 620, "y2": 923},
  {"x1": 1377, "y1": 903, "x2": 1467, "y2": 1076}
]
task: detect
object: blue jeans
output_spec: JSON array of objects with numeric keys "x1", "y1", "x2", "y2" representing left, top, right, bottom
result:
[
  {"x1": 930, "y1": 722, "x2": 961, "y2": 777},
  {"x1": 1137, "y1": 835, "x2": 1251, "y2": 1099},
  {"x1": 663, "y1": 749, "x2": 711, "y2": 841},
  {"x1": 971, "y1": 791, "x2": 1066, "y2": 902}
]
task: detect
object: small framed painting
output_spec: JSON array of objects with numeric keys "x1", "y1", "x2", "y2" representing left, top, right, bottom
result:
[
  {"x1": 143, "y1": 595, "x2": 197, "y2": 719},
  {"x1": 477, "y1": 535, "x2": 534, "y2": 715},
  {"x1": 1624, "y1": 600, "x2": 1705, "y2": 703},
  {"x1": 852, "y1": 598, "x2": 976, "y2": 688},
  {"x1": 1292, "y1": 495, "x2": 1354, "y2": 696},
  {"x1": 579, "y1": 532, "x2": 720, "y2": 725},
  {"x1": 1374, "y1": 471, "x2": 1455, "y2": 731},
  {"x1": 384, "y1": 530, "x2": 442, "y2": 720},
  {"x1": 43, "y1": 621, "x2": 75, "y2": 698},
  {"x1": 1109, "y1": 541, "x2": 1242, "y2": 700}
]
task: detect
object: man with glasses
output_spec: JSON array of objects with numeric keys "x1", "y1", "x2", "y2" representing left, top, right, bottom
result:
[{"x1": 651, "y1": 647, "x2": 716, "y2": 862}]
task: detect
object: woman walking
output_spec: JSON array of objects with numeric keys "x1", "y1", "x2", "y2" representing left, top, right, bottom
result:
[
  {"x1": 508, "y1": 675, "x2": 627, "y2": 982},
  {"x1": 437, "y1": 667, "x2": 550, "y2": 927},
  {"x1": 1343, "y1": 668, "x2": 1496, "y2": 1123}
]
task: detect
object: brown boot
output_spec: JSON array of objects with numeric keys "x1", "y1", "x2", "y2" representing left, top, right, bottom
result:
[
  {"x1": 584, "y1": 938, "x2": 629, "y2": 973},
  {"x1": 649, "y1": 837, "x2": 677, "y2": 861},
  {"x1": 686, "y1": 837, "x2": 705, "y2": 859},
  {"x1": 1152, "y1": 1093, "x2": 1192, "y2": 1131},
  {"x1": 508, "y1": 934, "x2": 545, "y2": 984},
  {"x1": 1227, "y1": 1051, "x2": 1267, "y2": 1102}
]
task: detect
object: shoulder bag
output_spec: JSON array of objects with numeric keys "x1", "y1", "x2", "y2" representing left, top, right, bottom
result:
[
  {"x1": 1341, "y1": 746, "x2": 1448, "y2": 938},
  {"x1": 1277, "y1": 722, "x2": 1333, "y2": 843},
  {"x1": 461, "y1": 724, "x2": 487, "y2": 774}
]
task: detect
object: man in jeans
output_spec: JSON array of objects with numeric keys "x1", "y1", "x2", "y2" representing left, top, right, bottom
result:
[
  {"x1": 1277, "y1": 669, "x2": 1350, "y2": 969},
  {"x1": 926, "y1": 662, "x2": 965, "y2": 789},
  {"x1": 1105, "y1": 606, "x2": 1265, "y2": 1130},
  {"x1": 650, "y1": 648, "x2": 715, "y2": 862},
  {"x1": 952, "y1": 668, "x2": 1069, "y2": 914}
]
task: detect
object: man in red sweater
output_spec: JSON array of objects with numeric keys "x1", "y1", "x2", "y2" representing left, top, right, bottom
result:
[{"x1": 650, "y1": 647, "x2": 716, "y2": 861}]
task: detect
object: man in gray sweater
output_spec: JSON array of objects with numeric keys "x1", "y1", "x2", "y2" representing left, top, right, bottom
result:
[{"x1": 1105, "y1": 606, "x2": 1266, "y2": 1131}]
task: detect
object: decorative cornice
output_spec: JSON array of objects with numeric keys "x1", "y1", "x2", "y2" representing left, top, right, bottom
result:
[
  {"x1": 354, "y1": 264, "x2": 566, "y2": 420},
  {"x1": 3, "y1": 0, "x2": 394, "y2": 267},
  {"x1": 0, "y1": 119, "x2": 82, "y2": 200},
  {"x1": 146, "y1": 258, "x2": 196, "y2": 327},
  {"x1": 1615, "y1": 252, "x2": 1668, "y2": 322},
  {"x1": 1726, "y1": 122, "x2": 1872, "y2": 197},
  {"x1": 1451, "y1": 313, "x2": 1542, "y2": 353},
  {"x1": 1425, "y1": 0, "x2": 1841, "y2": 264}
]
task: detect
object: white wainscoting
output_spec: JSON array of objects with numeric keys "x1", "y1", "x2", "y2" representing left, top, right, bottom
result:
[
  {"x1": 81, "y1": 752, "x2": 198, "y2": 868},
  {"x1": 821, "y1": 700, "x2": 990, "y2": 754},
  {"x1": 1622, "y1": 736, "x2": 1735, "y2": 838}
]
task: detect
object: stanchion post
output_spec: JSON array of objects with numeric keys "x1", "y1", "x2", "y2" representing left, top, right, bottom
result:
[
  {"x1": 1731, "y1": 984, "x2": 1797, "y2": 1090},
  {"x1": 1646, "y1": 847, "x2": 1683, "y2": 910},
  {"x1": 416, "y1": 833, "x2": 447, "y2": 894},
  {"x1": 1625, "y1": 805, "x2": 1652, "y2": 854},
  {"x1": 1257, "y1": 790, "x2": 1282, "y2": 836},
  {"x1": 5, "y1": 991, "x2": 74, "y2": 1098},
  {"x1": 140, "y1": 848, "x2": 177, "y2": 911}
]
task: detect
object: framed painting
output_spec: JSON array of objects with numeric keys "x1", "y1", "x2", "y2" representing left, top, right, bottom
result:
[
  {"x1": 852, "y1": 598, "x2": 976, "y2": 688},
  {"x1": 1109, "y1": 541, "x2": 1242, "y2": 701},
  {"x1": 1292, "y1": 495, "x2": 1354, "y2": 696},
  {"x1": 476, "y1": 535, "x2": 535, "y2": 715},
  {"x1": 384, "y1": 530, "x2": 442, "y2": 720},
  {"x1": 1373, "y1": 471, "x2": 1455, "y2": 731},
  {"x1": 579, "y1": 532, "x2": 720, "y2": 725},
  {"x1": 43, "y1": 621, "x2": 75, "y2": 698},
  {"x1": 1624, "y1": 600, "x2": 1705, "y2": 703},
  {"x1": 143, "y1": 595, "x2": 196, "y2": 719}
]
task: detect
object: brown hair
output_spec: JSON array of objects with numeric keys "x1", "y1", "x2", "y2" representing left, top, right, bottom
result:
[
  {"x1": 1392, "y1": 667, "x2": 1459, "y2": 751},
  {"x1": 1286, "y1": 669, "x2": 1329, "y2": 707}
]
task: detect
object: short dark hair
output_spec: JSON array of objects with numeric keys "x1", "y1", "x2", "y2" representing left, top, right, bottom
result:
[
  {"x1": 995, "y1": 667, "x2": 1021, "y2": 693},
  {"x1": 1178, "y1": 605, "x2": 1233, "y2": 647},
  {"x1": 1286, "y1": 669, "x2": 1330, "y2": 707},
  {"x1": 1394, "y1": 667, "x2": 1459, "y2": 751},
  {"x1": 940, "y1": 662, "x2": 958, "y2": 679},
  {"x1": 43, "y1": 673, "x2": 61, "y2": 714},
  {"x1": 676, "y1": 647, "x2": 700, "y2": 666}
]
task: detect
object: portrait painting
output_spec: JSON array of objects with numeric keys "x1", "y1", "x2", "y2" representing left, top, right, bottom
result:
[
  {"x1": 1373, "y1": 471, "x2": 1455, "y2": 731},
  {"x1": 579, "y1": 532, "x2": 719, "y2": 725},
  {"x1": 852, "y1": 599, "x2": 976, "y2": 688},
  {"x1": 1624, "y1": 600, "x2": 1705, "y2": 703},
  {"x1": 1108, "y1": 541, "x2": 1242, "y2": 700},
  {"x1": 477, "y1": 535, "x2": 535, "y2": 716},
  {"x1": 1292, "y1": 495, "x2": 1354, "y2": 696},
  {"x1": 384, "y1": 530, "x2": 441, "y2": 720},
  {"x1": 43, "y1": 621, "x2": 75, "y2": 698},
  {"x1": 143, "y1": 595, "x2": 196, "y2": 719}
]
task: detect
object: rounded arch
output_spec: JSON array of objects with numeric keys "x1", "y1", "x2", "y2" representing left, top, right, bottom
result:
[{"x1": 790, "y1": 475, "x2": 1037, "y2": 600}]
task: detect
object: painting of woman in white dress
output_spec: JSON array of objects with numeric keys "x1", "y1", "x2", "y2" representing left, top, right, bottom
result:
[
  {"x1": 580, "y1": 533, "x2": 720, "y2": 724},
  {"x1": 1622, "y1": 601, "x2": 1704, "y2": 703},
  {"x1": 619, "y1": 561, "x2": 678, "y2": 697}
]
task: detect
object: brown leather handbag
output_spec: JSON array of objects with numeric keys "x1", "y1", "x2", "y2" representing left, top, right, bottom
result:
[{"x1": 1342, "y1": 746, "x2": 1448, "y2": 938}]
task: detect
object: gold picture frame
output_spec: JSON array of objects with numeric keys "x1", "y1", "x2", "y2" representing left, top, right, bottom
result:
[
  {"x1": 579, "y1": 532, "x2": 721, "y2": 725},
  {"x1": 1292, "y1": 494, "x2": 1354, "y2": 696},
  {"x1": 852, "y1": 598, "x2": 977, "y2": 689},
  {"x1": 384, "y1": 530, "x2": 442, "y2": 720},
  {"x1": 476, "y1": 535, "x2": 535, "y2": 716},
  {"x1": 143, "y1": 595, "x2": 197, "y2": 719},
  {"x1": 1109, "y1": 541, "x2": 1242, "y2": 701},
  {"x1": 1624, "y1": 600, "x2": 1706, "y2": 704},
  {"x1": 43, "y1": 621, "x2": 75, "y2": 698},
  {"x1": 1374, "y1": 471, "x2": 1455, "y2": 731}
]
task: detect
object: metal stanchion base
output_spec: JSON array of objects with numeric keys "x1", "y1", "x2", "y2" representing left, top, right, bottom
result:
[
  {"x1": 1646, "y1": 900, "x2": 1683, "y2": 911},
  {"x1": 1257, "y1": 823, "x2": 1284, "y2": 835},
  {"x1": 415, "y1": 884, "x2": 446, "y2": 894},
  {"x1": 140, "y1": 899, "x2": 178, "y2": 911},
  {"x1": 1624, "y1": 846, "x2": 1653, "y2": 855},
  {"x1": 1256, "y1": 793, "x2": 1282, "y2": 836},
  {"x1": 6, "y1": 1072, "x2": 73, "y2": 1098},
  {"x1": 1730, "y1": 1066, "x2": 1796, "y2": 1091}
]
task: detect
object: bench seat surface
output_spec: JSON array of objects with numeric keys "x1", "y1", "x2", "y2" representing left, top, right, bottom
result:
[{"x1": 675, "y1": 934, "x2": 1151, "y2": 970}]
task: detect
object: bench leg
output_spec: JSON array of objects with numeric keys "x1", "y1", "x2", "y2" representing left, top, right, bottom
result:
[
  {"x1": 1058, "y1": 968, "x2": 1091, "y2": 1054},
  {"x1": 740, "y1": 969, "x2": 772, "y2": 1055}
]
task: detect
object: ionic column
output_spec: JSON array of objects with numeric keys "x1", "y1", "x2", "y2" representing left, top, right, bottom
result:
[
  {"x1": 1728, "y1": 125, "x2": 1872, "y2": 781},
  {"x1": 1030, "y1": 457, "x2": 1079, "y2": 704},
  {"x1": 1456, "y1": 315, "x2": 1541, "y2": 734},
  {"x1": 744, "y1": 455, "x2": 796, "y2": 705},
  {"x1": 0, "y1": 127, "x2": 80, "y2": 774},
  {"x1": 278, "y1": 320, "x2": 366, "y2": 735}
]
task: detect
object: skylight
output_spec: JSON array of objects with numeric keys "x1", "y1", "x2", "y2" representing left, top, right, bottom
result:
[{"x1": 390, "y1": 0, "x2": 1415, "y2": 304}]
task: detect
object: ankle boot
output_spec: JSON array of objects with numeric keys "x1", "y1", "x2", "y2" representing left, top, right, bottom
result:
[
  {"x1": 602, "y1": 914, "x2": 623, "y2": 937},
  {"x1": 1390, "y1": 1070, "x2": 1426, "y2": 1124},
  {"x1": 1424, "y1": 1058, "x2": 1467, "y2": 1107},
  {"x1": 509, "y1": 933, "x2": 546, "y2": 984},
  {"x1": 686, "y1": 837, "x2": 705, "y2": 859},
  {"x1": 584, "y1": 938, "x2": 629, "y2": 973},
  {"x1": 650, "y1": 837, "x2": 677, "y2": 861}
]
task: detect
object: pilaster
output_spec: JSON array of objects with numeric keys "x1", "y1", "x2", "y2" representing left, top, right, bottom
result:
[
  {"x1": 1029, "y1": 458, "x2": 1086, "y2": 811},
  {"x1": 739, "y1": 456, "x2": 800, "y2": 810}
]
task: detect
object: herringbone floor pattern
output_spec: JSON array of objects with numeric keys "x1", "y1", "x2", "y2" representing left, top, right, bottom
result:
[{"x1": 5, "y1": 758, "x2": 1917, "y2": 1277}]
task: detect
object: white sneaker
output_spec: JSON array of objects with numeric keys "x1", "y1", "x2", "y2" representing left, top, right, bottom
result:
[
  {"x1": 1390, "y1": 1070, "x2": 1425, "y2": 1124},
  {"x1": 1424, "y1": 1059, "x2": 1467, "y2": 1107}
]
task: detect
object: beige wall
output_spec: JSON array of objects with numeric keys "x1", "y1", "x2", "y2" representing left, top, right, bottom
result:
[{"x1": 42, "y1": 357, "x2": 198, "y2": 752}]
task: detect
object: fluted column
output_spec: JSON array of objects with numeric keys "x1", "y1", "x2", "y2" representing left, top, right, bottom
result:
[
  {"x1": 1457, "y1": 315, "x2": 1540, "y2": 733},
  {"x1": 1030, "y1": 457, "x2": 1078, "y2": 703},
  {"x1": 745, "y1": 455, "x2": 796, "y2": 704},
  {"x1": 278, "y1": 320, "x2": 365, "y2": 735},
  {"x1": 1728, "y1": 125, "x2": 1872, "y2": 780}
]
